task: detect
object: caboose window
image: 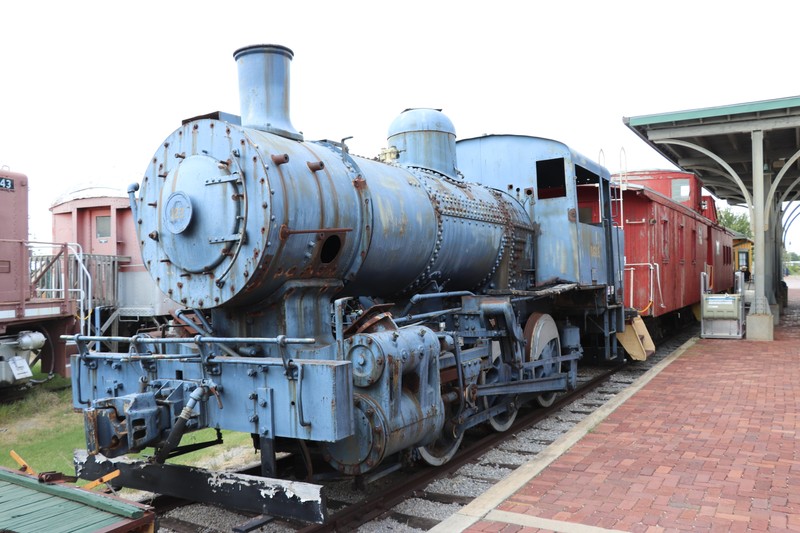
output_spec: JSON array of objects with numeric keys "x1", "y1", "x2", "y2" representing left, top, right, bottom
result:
[
  {"x1": 96, "y1": 216, "x2": 111, "y2": 239},
  {"x1": 671, "y1": 179, "x2": 690, "y2": 202},
  {"x1": 535, "y1": 158, "x2": 567, "y2": 199}
]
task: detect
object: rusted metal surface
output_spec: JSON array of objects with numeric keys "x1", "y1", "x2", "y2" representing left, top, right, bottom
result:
[{"x1": 75, "y1": 451, "x2": 326, "y2": 523}]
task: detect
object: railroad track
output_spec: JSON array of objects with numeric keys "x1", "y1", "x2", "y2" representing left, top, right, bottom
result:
[
  {"x1": 300, "y1": 364, "x2": 621, "y2": 533},
  {"x1": 152, "y1": 324, "x2": 697, "y2": 533}
]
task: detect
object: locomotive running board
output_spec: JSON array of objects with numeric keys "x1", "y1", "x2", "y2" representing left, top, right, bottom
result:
[{"x1": 74, "y1": 451, "x2": 327, "y2": 523}]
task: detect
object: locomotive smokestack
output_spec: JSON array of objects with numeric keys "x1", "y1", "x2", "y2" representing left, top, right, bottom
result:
[{"x1": 233, "y1": 44, "x2": 303, "y2": 141}]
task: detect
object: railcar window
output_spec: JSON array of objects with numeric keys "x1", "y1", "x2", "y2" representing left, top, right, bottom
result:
[
  {"x1": 535, "y1": 158, "x2": 567, "y2": 199},
  {"x1": 575, "y1": 165, "x2": 602, "y2": 223},
  {"x1": 96, "y1": 216, "x2": 111, "y2": 239},
  {"x1": 671, "y1": 179, "x2": 690, "y2": 202},
  {"x1": 574, "y1": 165, "x2": 599, "y2": 185}
]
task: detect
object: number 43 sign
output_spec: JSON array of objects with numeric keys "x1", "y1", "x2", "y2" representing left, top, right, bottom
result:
[{"x1": 0, "y1": 177, "x2": 14, "y2": 190}]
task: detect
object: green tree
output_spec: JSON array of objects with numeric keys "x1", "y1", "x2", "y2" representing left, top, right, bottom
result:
[
  {"x1": 783, "y1": 250, "x2": 800, "y2": 275},
  {"x1": 717, "y1": 207, "x2": 752, "y2": 238}
]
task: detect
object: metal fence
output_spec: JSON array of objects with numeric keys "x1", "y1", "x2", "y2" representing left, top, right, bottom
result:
[{"x1": 31, "y1": 251, "x2": 126, "y2": 309}]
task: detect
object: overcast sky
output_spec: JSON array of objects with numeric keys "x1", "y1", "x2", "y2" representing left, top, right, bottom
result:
[{"x1": 2, "y1": 1, "x2": 800, "y2": 251}]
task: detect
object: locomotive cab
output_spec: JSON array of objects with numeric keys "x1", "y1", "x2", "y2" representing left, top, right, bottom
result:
[{"x1": 456, "y1": 135, "x2": 628, "y2": 360}]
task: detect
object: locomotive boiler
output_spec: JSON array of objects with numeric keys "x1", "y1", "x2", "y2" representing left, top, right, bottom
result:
[{"x1": 71, "y1": 44, "x2": 631, "y2": 522}]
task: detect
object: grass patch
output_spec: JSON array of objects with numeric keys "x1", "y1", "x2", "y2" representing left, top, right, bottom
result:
[
  {"x1": 0, "y1": 387, "x2": 84, "y2": 474},
  {"x1": 0, "y1": 380, "x2": 257, "y2": 479}
]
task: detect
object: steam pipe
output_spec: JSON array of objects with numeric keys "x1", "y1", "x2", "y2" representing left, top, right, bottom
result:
[{"x1": 127, "y1": 183, "x2": 139, "y2": 223}]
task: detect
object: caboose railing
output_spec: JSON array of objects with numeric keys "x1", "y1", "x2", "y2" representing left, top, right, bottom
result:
[
  {"x1": 8, "y1": 241, "x2": 124, "y2": 336},
  {"x1": 30, "y1": 250, "x2": 128, "y2": 333},
  {"x1": 0, "y1": 239, "x2": 92, "y2": 334},
  {"x1": 28, "y1": 242, "x2": 93, "y2": 334},
  {"x1": 70, "y1": 254, "x2": 125, "y2": 308},
  {"x1": 624, "y1": 262, "x2": 666, "y2": 315}
]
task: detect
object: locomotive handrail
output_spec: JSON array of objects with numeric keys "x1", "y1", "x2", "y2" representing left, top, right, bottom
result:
[
  {"x1": 209, "y1": 151, "x2": 248, "y2": 286},
  {"x1": 63, "y1": 334, "x2": 316, "y2": 345},
  {"x1": 296, "y1": 364, "x2": 311, "y2": 427}
]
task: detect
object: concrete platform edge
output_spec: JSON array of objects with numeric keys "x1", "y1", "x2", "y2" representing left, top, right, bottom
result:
[{"x1": 429, "y1": 336, "x2": 699, "y2": 533}]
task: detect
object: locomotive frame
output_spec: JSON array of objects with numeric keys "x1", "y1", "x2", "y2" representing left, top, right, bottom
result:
[{"x1": 69, "y1": 44, "x2": 637, "y2": 522}]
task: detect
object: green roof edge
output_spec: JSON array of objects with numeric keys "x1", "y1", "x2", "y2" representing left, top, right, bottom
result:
[{"x1": 625, "y1": 95, "x2": 800, "y2": 127}]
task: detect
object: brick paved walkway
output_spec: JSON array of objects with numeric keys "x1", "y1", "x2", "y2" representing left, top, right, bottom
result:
[{"x1": 437, "y1": 287, "x2": 800, "y2": 533}]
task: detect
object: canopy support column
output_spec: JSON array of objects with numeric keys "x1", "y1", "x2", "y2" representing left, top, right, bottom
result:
[{"x1": 747, "y1": 129, "x2": 774, "y2": 340}]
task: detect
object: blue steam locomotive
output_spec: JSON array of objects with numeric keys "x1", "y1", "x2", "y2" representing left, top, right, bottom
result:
[{"x1": 70, "y1": 44, "x2": 631, "y2": 522}]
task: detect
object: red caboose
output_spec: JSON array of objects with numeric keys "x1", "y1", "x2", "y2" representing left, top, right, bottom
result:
[{"x1": 612, "y1": 170, "x2": 734, "y2": 322}]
